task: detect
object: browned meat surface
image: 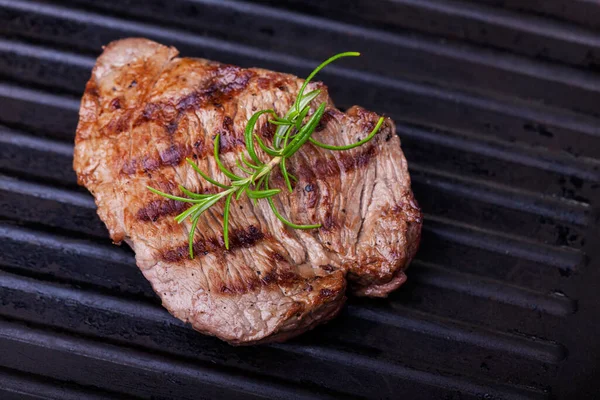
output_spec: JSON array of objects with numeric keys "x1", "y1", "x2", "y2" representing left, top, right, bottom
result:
[{"x1": 73, "y1": 38, "x2": 422, "y2": 344}]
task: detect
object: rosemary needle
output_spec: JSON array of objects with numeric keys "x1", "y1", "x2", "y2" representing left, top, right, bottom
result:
[{"x1": 147, "y1": 52, "x2": 385, "y2": 258}]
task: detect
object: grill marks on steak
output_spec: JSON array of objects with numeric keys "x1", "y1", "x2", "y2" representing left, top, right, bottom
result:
[
  {"x1": 128, "y1": 140, "x2": 382, "y2": 217},
  {"x1": 73, "y1": 38, "x2": 421, "y2": 344},
  {"x1": 161, "y1": 225, "x2": 268, "y2": 263},
  {"x1": 138, "y1": 63, "x2": 255, "y2": 127},
  {"x1": 116, "y1": 67, "x2": 293, "y2": 178}
]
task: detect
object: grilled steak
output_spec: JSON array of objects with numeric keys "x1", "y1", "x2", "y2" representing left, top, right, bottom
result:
[{"x1": 73, "y1": 38, "x2": 422, "y2": 344}]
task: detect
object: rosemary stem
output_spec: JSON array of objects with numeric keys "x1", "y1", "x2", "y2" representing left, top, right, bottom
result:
[{"x1": 255, "y1": 156, "x2": 282, "y2": 180}]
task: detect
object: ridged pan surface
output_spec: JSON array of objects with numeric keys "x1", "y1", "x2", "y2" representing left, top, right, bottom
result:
[{"x1": 0, "y1": 0, "x2": 599, "y2": 399}]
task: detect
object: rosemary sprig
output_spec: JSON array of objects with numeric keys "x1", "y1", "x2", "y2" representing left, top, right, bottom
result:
[{"x1": 147, "y1": 52, "x2": 385, "y2": 258}]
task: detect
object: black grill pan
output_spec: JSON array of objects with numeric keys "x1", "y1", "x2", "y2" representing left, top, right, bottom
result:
[{"x1": 1, "y1": 1, "x2": 599, "y2": 398}]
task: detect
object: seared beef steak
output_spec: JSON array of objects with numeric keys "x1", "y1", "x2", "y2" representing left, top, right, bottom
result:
[{"x1": 73, "y1": 38, "x2": 422, "y2": 344}]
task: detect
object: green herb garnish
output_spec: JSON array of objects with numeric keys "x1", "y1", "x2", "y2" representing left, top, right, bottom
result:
[{"x1": 147, "y1": 52, "x2": 384, "y2": 258}]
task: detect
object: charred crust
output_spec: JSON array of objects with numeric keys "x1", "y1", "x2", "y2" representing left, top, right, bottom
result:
[
  {"x1": 256, "y1": 74, "x2": 292, "y2": 92},
  {"x1": 312, "y1": 145, "x2": 377, "y2": 179},
  {"x1": 313, "y1": 157, "x2": 338, "y2": 178},
  {"x1": 228, "y1": 225, "x2": 265, "y2": 249},
  {"x1": 344, "y1": 145, "x2": 376, "y2": 172},
  {"x1": 193, "y1": 140, "x2": 203, "y2": 151},
  {"x1": 141, "y1": 103, "x2": 161, "y2": 122},
  {"x1": 160, "y1": 144, "x2": 186, "y2": 166},
  {"x1": 315, "y1": 109, "x2": 338, "y2": 132},
  {"x1": 218, "y1": 132, "x2": 244, "y2": 152},
  {"x1": 138, "y1": 186, "x2": 219, "y2": 221},
  {"x1": 85, "y1": 81, "x2": 99, "y2": 98},
  {"x1": 118, "y1": 126, "x2": 243, "y2": 177},
  {"x1": 278, "y1": 271, "x2": 299, "y2": 284},
  {"x1": 319, "y1": 264, "x2": 337, "y2": 272},
  {"x1": 104, "y1": 113, "x2": 132, "y2": 135},
  {"x1": 160, "y1": 225, "x2": 267, "y2": 262},
  {"x1": 141, "y1": 155, "x2": 160, "y2": 172},
  {"x1": 260, "y1": 270, "x2": 276, "y2": 285},
  {"x1": 389, "y1": 196, "x2": 423, "y2": 223},
  {"x1": 268, "y1": 251, "x2": 287, "y2": 263},
  {"x1": 321, "y1": 213, "x2": 337, "y2": 231},
  {"x1": 257, "y1": 77, "x2": 271, "y2": 90},
  {"x1": 222, "y1": 116, "x2": 234, "y2": 132},
  {"x1": 220, "y1": 285, "x2": 235, "y2": 294},
  {"x1": 216, "y1": 267, "x2": 304, "y2": 296},
  {"x1": 177, "y1": 65, "x2": 255, "y2": 110},
  {"x1": 217, "y1": 115, "x2": 243, "y2": 152},
  {"x1": 134, "y1": 65, "x2": 255, "y2": 127},
  {"x1": 121, "y1": 159, "x2": 137, "y2": 175},
  {"x1": 260, "y1": 120, "x2": 276, "y2": 140},
  {"x1": 120, "y1": 143, "x2": 193, "y2": 175},
  {"x1": 166, "y1": 121, "x2": 178, "y2": 134},
  {"x1": 109, "y1": 97, "x2": 122, "y2": 110},
  {"x1": 137, "y1": 199, "x2": 188, "y2": 222}
]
